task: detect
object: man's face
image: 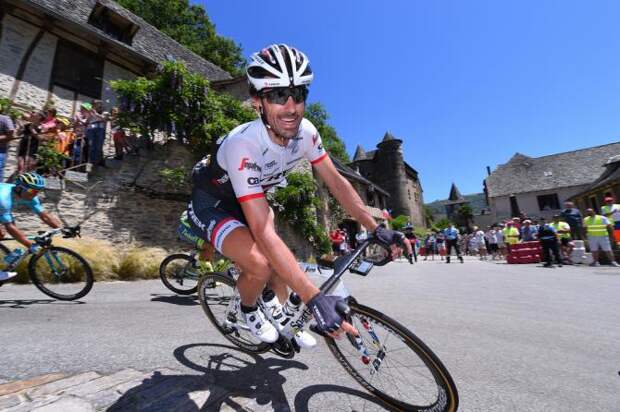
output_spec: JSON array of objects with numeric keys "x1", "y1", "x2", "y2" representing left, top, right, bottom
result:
[
  {"x1": 586, "y1": 208, "x2": 595, "y2": 217},
  {"x1": 564, "y1": 202, "x2": 573, "y2": 209},
  {"x1": 17, "y1": 187, "x2": 38, "y2": 200},
  {"x1": 605, "y1": 198, "x2": 614, "y2": 205},
  {"x1": 253, "y1": 87, "x2": 307, "y2": 140}
]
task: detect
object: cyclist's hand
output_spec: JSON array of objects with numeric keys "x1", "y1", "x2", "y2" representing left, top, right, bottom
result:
[
  {"x1": 29, "y1": 244, "x2": 41, "y2": 255},
  {"x1": 307, "y1": 292, "x2": 359, "y2": 338},
  {"x1": 374, "y1": 226, "x2": 413, "y2": 261}
]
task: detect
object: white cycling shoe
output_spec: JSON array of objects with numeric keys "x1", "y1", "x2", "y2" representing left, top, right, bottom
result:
[
  {"x1": 241, "y1": 306, "x2": 279, "y2": 344},
  {"x1": 0, "y1": 271, "x2": 17, "y2": 282},
  {"x1": 262, "y1": 293, "x2": 317, "y2": 349}
]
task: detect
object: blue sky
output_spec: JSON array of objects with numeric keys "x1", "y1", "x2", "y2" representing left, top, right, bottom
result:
[{"x1": 197, "y1": 0, "x2": 620, "y2": 202}]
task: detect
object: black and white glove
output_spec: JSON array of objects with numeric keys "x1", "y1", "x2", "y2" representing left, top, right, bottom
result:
[
  {"x1": 373, "y1": 225, "x2": 405, "y2": 247},
  {"x1": 307, "y1": 292, "x2": 347, "y2": 334}
]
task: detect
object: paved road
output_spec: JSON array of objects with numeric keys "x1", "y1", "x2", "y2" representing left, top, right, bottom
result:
[{"x1": 1, "y1": 257, "x2": 619, "y2": 411}]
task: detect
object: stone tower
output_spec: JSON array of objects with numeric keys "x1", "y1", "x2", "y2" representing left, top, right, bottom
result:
[{"x1": 374, "y1": 132, "x2": 410, "y2": 217}]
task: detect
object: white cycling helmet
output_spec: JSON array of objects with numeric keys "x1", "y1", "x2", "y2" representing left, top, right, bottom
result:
[{"x1": 247, "y1": 44, "x2": 313, "y2": 94}]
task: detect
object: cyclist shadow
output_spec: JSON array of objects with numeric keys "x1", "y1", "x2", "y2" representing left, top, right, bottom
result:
[
  {"x1": 108, "y1": 343, "x2": 307, "y2": 411},
  {"x1": 150, "y1": 293, "x2": 199, "y2": 306},
  {"x1": 294, "y1": 384, "x2": 397, "y2": 412}
]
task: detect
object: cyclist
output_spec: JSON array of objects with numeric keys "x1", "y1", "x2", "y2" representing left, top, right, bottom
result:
[
  {"x1": 184, "y1": 44, "x2": 410, "y2": 344},
  {"x1": 0, "y1": 172, "x2": 62, "y2": 281}
]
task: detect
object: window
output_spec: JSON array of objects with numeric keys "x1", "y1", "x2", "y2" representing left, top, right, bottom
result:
[
  {"x1": 88, "y1": 4, "x2": 139, "y2": 45},
  {"x1": 537, "y1": 193, "x2": 560, "y2": 211},
  {"x1": 509, "y1": 195, "x2": 521, "y2": 217},
  {"x1": 51, "y1": 41, "x2": 103, "y2": 99},
  {"x1": 366, "y1": 189, "x2": 375, "y2": 207}
]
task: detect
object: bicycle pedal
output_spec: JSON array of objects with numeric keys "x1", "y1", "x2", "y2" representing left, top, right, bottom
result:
[{"x1": 271, "y1": 335, "x2": 295, "y2": 358}]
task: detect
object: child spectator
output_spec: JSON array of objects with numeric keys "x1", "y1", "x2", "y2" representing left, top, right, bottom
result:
[{"x1": 17, "y1": 111, "x2": 43, "y2": 173}]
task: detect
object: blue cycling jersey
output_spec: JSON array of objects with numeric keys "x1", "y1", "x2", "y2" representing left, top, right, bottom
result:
[{"x1": 0, "y1": 183, "x2": 44, "y2": 224}]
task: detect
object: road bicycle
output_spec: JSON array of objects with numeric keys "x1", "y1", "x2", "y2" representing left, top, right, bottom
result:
[
  {"x1": 159, "y1": 249, "x2": 238, "y2": 295},
  {"x1": 198, "y1": 235, "x2": 459, "y2": 411},
  {"x1": 0, "y1": 226, "x2": 93, "y2": 301}
]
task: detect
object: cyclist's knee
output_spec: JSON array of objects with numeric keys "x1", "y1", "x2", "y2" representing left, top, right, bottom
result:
[{"x1": 238, "y1": 250, "x2": 271, "y2": 282}]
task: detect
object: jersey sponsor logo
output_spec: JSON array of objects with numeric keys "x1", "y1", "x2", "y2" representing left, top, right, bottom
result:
[
  {"x1": 238, "y1": 157, "x2": 262, "y2": 172},
  {"x1": 264, "y1": 160, "x2": 277, "y2": 170},
  {"x1": 317, "y1": 143, "x2": 323, "y2": 151},
  {"x1": 188, "y1": 202, "x2": 206, "y2": 231},
  {"x1": 290, "y1": 140, "x2": 300, "y2": 154},
  {"x1": 206, "y1": 220, "x2": 217, "y2": 240},
  {"x1": 312, "y1": 134, "x2": 318, "y2": 146},
  {"x1": 261, "y1": 169, "x2": 291, "y2": 184},
  {"x1": 247, "y1": 177, "x2": 260, "y2": 186},
  {"x1": 211, "y1": 174, "x2": 229, "y2": 185}
]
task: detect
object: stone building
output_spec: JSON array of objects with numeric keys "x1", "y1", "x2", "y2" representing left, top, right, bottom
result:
[
  {"x1": 351, "y1": 132, "x2": 425, "y2": 228},
  {"x1": 0, "y1": 0, "x2": 231, "y2": 115},
  {"x1": 570, "y1": 154, "x2": 620, "y2": 212},
  {"x1": 485, "y1": 142, "x2": 620, "y2": 221}
]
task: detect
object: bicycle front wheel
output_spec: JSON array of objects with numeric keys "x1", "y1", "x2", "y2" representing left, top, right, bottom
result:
[
  {"x1": 325, "y1": 301, "x2": 459, "y2": 412},
  {"x1": 159, "y1": 253, "x2": 199, "y2": 295},
  {"x1": 28, "y1": 247, "x2": 94, "y2": 301},
  {"x1": 198, "y1": 272, "x2": 270, "y2": 354}
]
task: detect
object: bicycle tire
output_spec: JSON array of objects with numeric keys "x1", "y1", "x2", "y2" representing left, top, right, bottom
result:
[
  {"x1": 0, "y1": 243, "x2": 10, "y2": 286},
  {"x1": 28, "y1": 246, "x2": 94, "y2": 301},
  {"x1": 198, "y1": 272, "x2": 270, "y2": 355},
  {"x1": 159, "y1": 253, "x2": 199, "y2": 295},
  {"x1": 325, "y1": 301, "x2": 459, "y2": 412}
]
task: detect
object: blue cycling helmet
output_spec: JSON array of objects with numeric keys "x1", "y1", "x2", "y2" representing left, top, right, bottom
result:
[{"x1": 16, "y1": 172, "x2": 46, "y2": 190}]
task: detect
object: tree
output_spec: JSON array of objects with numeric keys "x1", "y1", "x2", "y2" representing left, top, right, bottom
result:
[
  {"x1": 390, "y1": 215, "x2": 410, "y2": 231},
  {"x1": 423, "y1": 205, "x2": 435, "y2": 226},
  {"x1": 116, "y1": 0, "x2": 245, "y2": 75},
  {"x1": 304, "y1": 102, "x2": 350, "y2": 163},
  {"x1": 111, "y1": 61, "x2": 255, "y2": 155},
  {"x1": 457, "y1": 204, "x2": 474, "y2": 229},
  {"x1": 433, "y1": 218, "x2": 453, "y2": 231}
]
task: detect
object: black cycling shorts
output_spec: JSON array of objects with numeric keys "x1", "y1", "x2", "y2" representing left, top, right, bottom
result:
[{"x1": 186, "y1": 190, "x2": 246, "y2": 253}]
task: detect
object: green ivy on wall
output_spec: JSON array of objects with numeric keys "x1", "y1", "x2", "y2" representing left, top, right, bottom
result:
[{"x1": 272, "y1": 171, "x2": 331, "y2": 255}]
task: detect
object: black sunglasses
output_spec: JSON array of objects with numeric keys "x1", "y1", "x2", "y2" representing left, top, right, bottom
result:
[{"x1": 260, "y1": 86, "x2": 308, "y2": 105}]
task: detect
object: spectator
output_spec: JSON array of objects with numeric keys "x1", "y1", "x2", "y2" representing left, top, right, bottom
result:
[
  {"x1": 473, "y1": 226, "x2": 488, "y2": 260},
  {"x1": 424, "y1": 232, "x2": 436, "y2": 261},
  {"x1": 435, "y1": 230, "x2": 446, "y2": 261},
  {"x1": 86, "y1": 100, "x2": 107, "y2": 167},
  {"x1": 496, "y1": 224, "x2": 506, "y2": 259},
  {"x1": 561, "y1": 201, "x2": 584, "y2": 241},
  {"x1": 520, "y1": 219, "x2": 538, "y2": 242},
  {"x1": 0, "y1": 104, "x2": 16, "y2": 181},
  {"x1": 72, "y1": 103, "x2": 90, "y2": 168},
  {"x1": 538, "y1": 218, "x2": 562, "y2": 268},
  {"x1": 403, "y1": 223, "x2": 418, "y2": 262},
  {"x1": 551, "y1": 214, "x2": 573, "y2": 264},
  {"x1": 486, "y1": 226, "x2": 499, "y2": 260},
  {"x1": 583, "y1": 208, "x2": 618, "y2": 267},
  {"x1": 329, "y1": 229, "x2": 344, "y2": 256},
  {"x1": 444, "y1": 223, "x2": 463, "y2": 263},
  {"x1": 110, "y1": 107, "x2": 130, "y2": 160},
  {"x1": 16, "y1": 111, "x2": 43, "y2": 174},
  {"x1": 601, "y1": 195, "x2": 620, "y2": 246},
  {"x1": 512, "y1": 217, "x2": 522, "y2": 231},
  {"x1": 503, "y1": 221, "x2": 520, "y2": 252}
]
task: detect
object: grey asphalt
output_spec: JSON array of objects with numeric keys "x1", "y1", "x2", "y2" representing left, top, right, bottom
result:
[{"x1": 1, "y1": 257, "x2": 619, "y2": 411}]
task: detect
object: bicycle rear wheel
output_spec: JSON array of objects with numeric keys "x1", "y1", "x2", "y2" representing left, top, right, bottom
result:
[
  {"x1": 28, "y1": 246, "x2": 94, "y2": 301},
  {"x1": 325, "y1": 301, "x2": 458, "y2": 412},
  {"x1": 198, "y1": 272, "x2": 270, "y2": 354},
  {"x1": 159, "y1": 253, "x2": 199, "y2": 295}
]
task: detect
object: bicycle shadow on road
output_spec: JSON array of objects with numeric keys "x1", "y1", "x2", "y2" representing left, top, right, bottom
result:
[
  {"x1": 0, "y1": 298, "x2": 84, "y2": 309},
  {"x1": 150, "y1": 293, "x2": 199, "y2": 306},
  {"x1": 294, "y1": 384, "x2": 396, "y2": 412},
  {"x1": 108, "y1": 343, "x2": 307, "y2": 411}
]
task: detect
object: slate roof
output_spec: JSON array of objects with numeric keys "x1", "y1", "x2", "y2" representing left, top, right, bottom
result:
[
  {"x1": 21, "y1": 0, "x2": 231, "y2": 81},
  {"x1": 572, "y1": 155, "x2": 620, "y2": 197},
  {"x1": 485, "y1": 142, "x2": 620, "y2": 198}
]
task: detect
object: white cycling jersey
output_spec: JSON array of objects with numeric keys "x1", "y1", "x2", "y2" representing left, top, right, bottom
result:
[{"x1": 192, "y1": 118, "x2": 328, "y2": 207}]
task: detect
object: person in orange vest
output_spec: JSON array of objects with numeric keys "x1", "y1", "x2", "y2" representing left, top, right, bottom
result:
[
  {"x1": 583, "y1": 208, "x2": 618, "y2": 267},
  {"x1": 601, "y1": 195, "x2": 620, "y2": 245}
]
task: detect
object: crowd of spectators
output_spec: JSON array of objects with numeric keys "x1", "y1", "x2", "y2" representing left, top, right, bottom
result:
[{"x1": 0, "y1": 100, "x2": 138, "y2": 181}]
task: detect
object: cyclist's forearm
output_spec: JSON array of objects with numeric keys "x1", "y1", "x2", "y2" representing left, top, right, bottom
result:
[
  {"x1": 39, "y1": 212, "x2": 61, "y2": 228},
  {"x1": 253, "y1": 229, "x2": 319, "y2": 303},
  {"x1": 4, "y1": 223, "x2": 33, "y2": 248}
]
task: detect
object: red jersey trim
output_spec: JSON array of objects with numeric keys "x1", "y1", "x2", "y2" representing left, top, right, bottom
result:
[
  {"x1": 237, "y1": 193, "x2": 265, "y2": 203},
  {"x1": 310, "y1": 152, "x2": 328, "y2": 165}
]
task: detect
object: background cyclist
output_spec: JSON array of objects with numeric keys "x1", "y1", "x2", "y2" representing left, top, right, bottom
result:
[{"x1": 0, "y1": 172, "x2": 62, "y2": 281}]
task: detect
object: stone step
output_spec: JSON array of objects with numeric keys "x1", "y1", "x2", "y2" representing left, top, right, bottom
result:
[{"x1": 0, "y1": 368, "x2": 272, "y2": 411}]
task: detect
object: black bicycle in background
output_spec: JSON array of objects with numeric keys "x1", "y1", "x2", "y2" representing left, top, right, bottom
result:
[
  {"x1": 0, "y1": 226, "x2": 93, "y2": 301},
  {"x1": 199, "y1": 235, "x2": 459, "y2": 412}
]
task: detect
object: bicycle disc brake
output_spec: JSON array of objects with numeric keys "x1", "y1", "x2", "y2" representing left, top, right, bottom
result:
[{"x1": 271, "y1": 335, "x2": 296, "y2": 358}]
